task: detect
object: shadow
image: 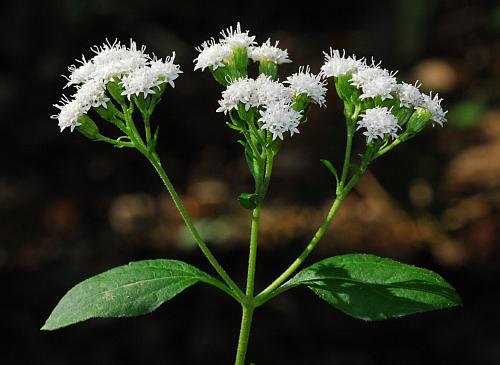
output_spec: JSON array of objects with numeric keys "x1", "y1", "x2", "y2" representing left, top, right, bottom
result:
[{"x1": 299, "y1": 266, "x2": 460, "y2": 321}]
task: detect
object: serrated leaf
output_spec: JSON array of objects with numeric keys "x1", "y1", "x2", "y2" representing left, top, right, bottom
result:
[
  {"x1": 42, "y1": 259, "x2": 219, "y2": 330},
  {"x1": 283, "y1": 254, "x2": 461, "y2": 321}
]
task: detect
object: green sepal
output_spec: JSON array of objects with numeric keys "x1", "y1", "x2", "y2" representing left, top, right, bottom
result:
[
  {"x1": 238, "y1": 193, "x2": 260, "y2": 210},
  {"x1": 259, "y1": 60, "x2": 278, "y2": 80},
  {"x1": 77, "y1": 115, "x2": 100, "y2": 140},
  {"x1": 334, "y1": 74, "x2": 360, "y2": 103},
  {"x1": 232, "y1": 48, "x2": 249, "y2": 78},
  {"x1": 211, "y1": 66, "x2": 230, "y2": 86},
  {"x1": 292, "y1": 93, "x2": 311, "y2": 115},
  {"x1": 106, "y1": 79, "x2": 126, "y2": 106}
]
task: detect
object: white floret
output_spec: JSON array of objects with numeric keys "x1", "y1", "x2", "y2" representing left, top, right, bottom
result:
[
  {"x1": 321, "y1": 48, "x2": 365, "y2": 78},
  {"x1": 249, "y1": 39, "x2": 291, "y2": 64},
  {"x1": 51, "y1": 95, "x2": 86, "y2": 132},
  {"x1": 285, "y1": 66, "x2": 327, "y2": 106},
  {"x1": 219, "y1": 22, "x2": 256, "y2": 50},
  {"x1": 350, "y1": 64, "x2": 398, "y2": 100},
  {"x1": 259, "y1": 101, "x2": 302, "y2": 140},
  {"x1": 194, "y1": 38, "x2": 232, "y2": 71},
  {"x1": 357, "y1": 107, "x2": 401, "y2": 143},
  {"x1": 421, "y1": 92, "x2": 447, "y2": 126},
  {"x1": 396, "y1": 81, "x2": 423, "y2": 108}
]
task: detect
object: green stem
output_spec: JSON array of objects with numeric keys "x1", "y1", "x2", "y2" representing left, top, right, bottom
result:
[
  {"x1": 147, "y1": 155, "x2": 244, "y2": 300},
  {"x1": 246, "y1": 205, "x2": 261, "y2": 297},
  {"x1": 375, "y1": 138, "x2": 401, "y2": 159},
  {"x1": 234, "y1": 305, "x2": 255, "y2": 365},
  {"x1": 255, "y1": 196, "x2": 344, "y2": 305}
]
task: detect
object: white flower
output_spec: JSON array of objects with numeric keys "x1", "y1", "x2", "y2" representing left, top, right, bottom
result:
[
  {"x1": 216, "y1": 78, "x2": 257, "y2": 114},
  {"x1": 321, "y1": 48, "x2": 365, "y2": 78},
  {"x1": 74, "y1": 79, "x2": 109, "y2": 110},
  {"x1": 254, "y1": 74, "x2": 292, "y2": 106},
  {"x1": 194, "y1": 38, "x2": 232, "y2": 71},
  {"x1": 65, "y1": 56, "x2": 96, "y2": 87},
  {"x1": 421, "y1": 92, "x2": 447, "y2": 126},
  {"x1": 51, "y1": 95, "x2": 86, "y2": 132},
  {"x1": 120, "y1": 67, "x2": 162, "y2": 99},
  {"x1": 89, "y1": 39, "x2": 149, "y2": 81},
  {"x1": 285, "y1": 66, "x2": 327, "y2": 106},
  {"x1": 357, "y1": 107, "x2": 401, "y2": 143},
  {"x1": 219, "y1": 22, "x2": 256, "y2": 50},
  {"x1": 396, "y1": 82, "x2": 423, "y2": 108},
  {"x1": 249, "y1": 39, "x2": 291, "y2": 64},
  {"x1": 149, "y1": 52, "x2": 183, "y2": 87},
  {"x1": 350, "y1": 64, "x2": 398, "y2": 100},
  {"x1": 259, "y1": 101, "x2": 302, "y2": 140}
]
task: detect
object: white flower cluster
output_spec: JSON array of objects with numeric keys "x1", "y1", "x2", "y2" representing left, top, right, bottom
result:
[
  {"x1": 249, "y1": 39, "x2": 291, "y2": 65},
  {"x1": 52, "y1": 39, "x2": 181, "y2": 132},
  {"x1": 194, "y1": 23, "x2": 291, "y2": 71},
  {"x1": 216, "y1": 65, "x2": 326, "y2": 140},
  {"x1": 285, "y1": 66, "x2": 327, "y2": 106},
  {"x1": 322, "y1": 47, "x2": 448, "y2": 141},
  {"x1": 357, "y1": 107, "x2": 400, "y2": 143}
]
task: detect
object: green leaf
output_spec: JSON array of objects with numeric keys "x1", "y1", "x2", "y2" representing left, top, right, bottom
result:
[
  {"x1": 42, "y1": 259, "x2": 221, "y2": 330},
  {"x1": 238, "y1": 193, "x2": 260, "y2": 210},
  {"x1": 283, "y1": 254, "x2": 461, "y2": 321},
  {"x1": 320, "y1": 159, "x2": 339, "y2": 185}
]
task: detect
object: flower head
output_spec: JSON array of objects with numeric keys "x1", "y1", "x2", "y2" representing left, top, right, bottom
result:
[
  {"x1": 357, "y1": 107, "x2": 400, "y2": 143},
  {"x1": 321, "y1": 48, "x2": 365, "y2": 78},
  {"x1": 421, "y1": 92, "x2": 447, "y2": 126},
  {"x1": 254, "y1": 74, "x2": 292, "y2": 106},
  {"x1": 350, "y1": 64, "x2": 398, "y2": 100},
  {"x1": 51, "y1": 95, "x2": 86, "y2": 132},
  {"x1": 149, "y1": 52, "x2": 183, "y2": 87},
  {"x1": 285, "y1": 66, "x2": 327, "y2": 106},
  {"x1": 89, "y1": 39, "x2": 149, "y2": 81},
  {"x1": 216, "y1": 78, "x2": 257, "y2": 114},
  {"x1": 259, "y1": 101, "x2": 302, "y2": 140},
  {"x1": 396, "y1": 81, "x2": 423, "y2": 108},
  {"x1": 54, "y1": 38, "x2": 181, "y2": 132},
  {"x1": 249, "y1": 39, "x2": 291, "y2": 64},
  {"x1": 219, "y1": 22, "x2": 256, "y2": 50},
  {"x1": 74, "y1": 79, "x2": 109, "y2": 110},
  {"x1": 194, "y1": 38, "x2": 232, "y2": 71}
]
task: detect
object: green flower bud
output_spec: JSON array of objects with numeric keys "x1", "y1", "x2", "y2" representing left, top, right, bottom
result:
[
  {"x1": 77, "y1": 115, "x2": 100, "y2": 140},
  {"x1": 400, "y1": 108, "x2": 432, "y2": 141},
  {"x1": 259, "y1": 60, "x2": 278, "y2": 80}
]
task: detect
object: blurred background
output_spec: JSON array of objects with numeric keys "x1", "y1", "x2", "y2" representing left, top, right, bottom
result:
[{"x1": 1, "y1": 0, "x2": 499, "y2": 363}]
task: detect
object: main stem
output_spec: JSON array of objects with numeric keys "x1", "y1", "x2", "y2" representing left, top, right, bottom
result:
[{"x1": 235, "y1": 306, "x2": 255, "y2": 365}]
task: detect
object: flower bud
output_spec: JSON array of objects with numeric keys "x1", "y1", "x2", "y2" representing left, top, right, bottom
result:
[
  {"x1": 400, "y1": 108, "x2": 432, "y2": 141},
  {"x1": 77, "y1": 115, "x2": 100, "y2": 140}
]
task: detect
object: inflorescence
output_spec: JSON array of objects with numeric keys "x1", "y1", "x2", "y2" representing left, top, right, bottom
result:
[{"x1": 52, "y1": 39, "x2": 181, "y2": 132}]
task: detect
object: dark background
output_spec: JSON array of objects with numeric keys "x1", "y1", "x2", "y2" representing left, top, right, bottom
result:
[{"x1": 1, "y1": 0, "x2": 500, "y2": 364}]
